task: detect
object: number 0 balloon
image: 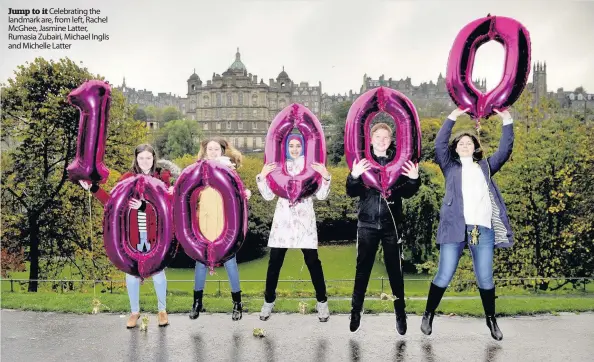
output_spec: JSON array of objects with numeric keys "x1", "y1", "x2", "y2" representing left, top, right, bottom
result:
[
  {"x1": 446, "y1": 14, "x2": 531, "y2": 120},
  {"x1": 344, "y1": 87, "x2": 421, "y2": 197}
]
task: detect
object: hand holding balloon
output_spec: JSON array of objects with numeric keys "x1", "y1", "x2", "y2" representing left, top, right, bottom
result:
[
  {"x1": 401, "y1": 161, "x2": 419, "y2": 180},
  {"x1": 447, "y1": 107, "x2": 470, "y2": 121},
  {"x1": 129, "y1": 199, "x2": 142, "y2": 210},
  {"x1": 79, "y1": 180, "x2": 91, "y2": 191},
  {"x1": 351, "y1": 159, "x2": 371, "y2": 179},
  {"x1": 494, "y1": 109, "x2": 512, "y2": 122},
  {"x1": 311, "y1": 162, "x2": 330, "y2": 180},
  {"x1": 260, "y1": 163, "x2": 276, "y2": 178}
]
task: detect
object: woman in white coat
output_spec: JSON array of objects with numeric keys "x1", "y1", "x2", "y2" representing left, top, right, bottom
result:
[{"x1": 256, "y1": 133, "x2": 332, "y2": 322}]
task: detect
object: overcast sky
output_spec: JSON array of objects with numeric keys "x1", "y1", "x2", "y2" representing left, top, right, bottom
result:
[{"x1": 1, "y1": 0, "x2": 593, "y2": 97}]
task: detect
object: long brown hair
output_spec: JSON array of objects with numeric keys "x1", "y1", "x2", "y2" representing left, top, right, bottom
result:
[
  {"x1": 197, "y1": 138, "x2": 243, "y2": 169},
  {"x1": 131, "y1": 144, "x2": 157, "y2": 174}
]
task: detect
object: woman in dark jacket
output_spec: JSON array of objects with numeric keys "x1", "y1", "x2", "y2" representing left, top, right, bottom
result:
[{"x1": 420, "y1": 107, "x2": 514, "y2": 341}]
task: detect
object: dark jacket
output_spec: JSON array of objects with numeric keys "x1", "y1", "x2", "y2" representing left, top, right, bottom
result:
[
  {"x1": 346, "y1": 149, "x2": 421, "y2": 230},
  {"x1": 435, "y1": 118, "x2": 514, "y2": 248}
]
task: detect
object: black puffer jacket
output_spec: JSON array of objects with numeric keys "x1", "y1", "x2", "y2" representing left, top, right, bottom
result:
[{"x1": 346, "y1": 150, "x2": 421, "y2": 230}]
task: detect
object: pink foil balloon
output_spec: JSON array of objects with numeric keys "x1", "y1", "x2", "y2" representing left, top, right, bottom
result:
[
  {"x1": 67, "y1": 80, "x2": 112, "y2": 184},
  {"x1": 446, "y1": 14, "x2": 531, "y2": 120},
  {"x1": 173, "y1": 160, "x2": 248, "y2": 271},
  {"x1": 103, "y1": 175, "x2": 176, "y2": 279},
  {"x1": 264, "y1": 103, "x2": 327, "y2": 205},
  {"x1": 344, "y1": 87, "x2": 421, "y2": 197}
]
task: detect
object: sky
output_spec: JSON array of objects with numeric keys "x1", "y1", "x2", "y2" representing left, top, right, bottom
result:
[{"x1": 1, "y1": 0, "x2": 593, "y2": 97}]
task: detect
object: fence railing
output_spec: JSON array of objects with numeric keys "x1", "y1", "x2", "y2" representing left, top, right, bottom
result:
[{"x1": 1, "y1": 277, "x2": 592, "y2": 296}]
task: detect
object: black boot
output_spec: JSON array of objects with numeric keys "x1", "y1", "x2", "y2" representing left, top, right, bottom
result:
[
  {"x1": 189, "y1": 290, "x2": 204, "y2": 320},
  {"x1": 420, "y1": 283, "x2": 447, "y2": 335},
  {"x1": 349, "y1": 309, "x2": 362, "y2": 333},
  {"x1": 394, "y1": 297, "x2": 407, "y2": 335},
  {"x1": 479, "y1": 288, "x2": 503, "y2": 341},
  {"x1": 231, "y1": 291, "x2": 243, "y2": 321}
]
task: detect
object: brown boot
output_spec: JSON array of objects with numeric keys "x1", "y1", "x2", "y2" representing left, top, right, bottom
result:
[
  {"x1": 158, "y1": 311, "x2": 169, "y2": 327},
  {"x1": 126, "y1": 313, "x2": 140, "y2": 329}
]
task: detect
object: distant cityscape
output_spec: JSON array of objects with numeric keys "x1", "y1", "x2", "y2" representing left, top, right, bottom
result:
[{"x1": 116, "y1": 49, "x2": 593, "y2": 151}]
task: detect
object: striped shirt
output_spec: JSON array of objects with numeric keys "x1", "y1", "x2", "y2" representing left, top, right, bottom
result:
[{"x1": 137, "y1": 210, "x2": 147, "y2": 232}]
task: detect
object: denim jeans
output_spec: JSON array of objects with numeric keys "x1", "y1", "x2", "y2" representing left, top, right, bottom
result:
[
  {"x1": 126, "y1": 231, "x2": 167, "y2": 312},
  {"x1": 433, "y1": 225, "x2": 495, "y2": 290},
  {"x1": 194, "y1": 256, "x2": 241, "y2": 293}
]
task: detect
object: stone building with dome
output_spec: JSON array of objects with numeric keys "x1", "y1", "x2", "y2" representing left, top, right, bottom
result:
[{"x1": 183, "y1": 48, "x2": 322, "y2": 150}]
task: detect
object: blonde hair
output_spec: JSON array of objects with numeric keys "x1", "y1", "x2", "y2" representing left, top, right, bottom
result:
[
  {"x1": 197, "y1": 138, "x2": 243, "y2": 169},
  {"x1": 371, "y1": 122, "x2": 393, "y2": 136}
]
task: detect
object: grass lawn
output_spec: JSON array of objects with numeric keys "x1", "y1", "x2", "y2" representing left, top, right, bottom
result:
[
  {"x1": 2, "y1": 292, "x2": 593, "y2": 317},
  {"x1": 3, "y1": 245, "x2": 593, "y2": 300}
]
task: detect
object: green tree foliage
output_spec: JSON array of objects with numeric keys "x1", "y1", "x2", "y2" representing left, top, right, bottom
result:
[
  {"x1": 154, "y1": 119, "x2": 201, "y2": 159},
  {"x1": 1, "y1": 58, "x2": 146, "y2": 290}
]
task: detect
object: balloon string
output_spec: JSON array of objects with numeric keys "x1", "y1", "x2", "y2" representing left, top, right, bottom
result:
[{"x1": 88, "y1": 191, "x2": 96, "y2": 299}]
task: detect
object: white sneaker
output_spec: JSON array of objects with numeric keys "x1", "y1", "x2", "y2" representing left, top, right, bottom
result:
[
  {"x1": 259, "y1": 301, "x2": 275, "y2": 321},
  {"x1": 316, "y1": 301, "x2": 330, "y2": 322}
]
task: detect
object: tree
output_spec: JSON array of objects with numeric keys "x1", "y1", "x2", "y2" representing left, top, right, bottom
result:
[
  {"x1": 154, "y1": 119, "x2": 201, "y2": 159},
  {"x1": 134, "y1": 107, "x2": 147, "y2": 122},
  {"x1": 144, "y1": 105, "x2": 163, "y2": 123},
  {"x1": 494, "y1": 114, "x2": 594, "y2": 290},
  {"x1": 162, "y1": 106, "x2": 182, "y2": 123},
  {"x1": 326, "y1": 101, "x2": 353, "y2": 165},
  {"x1": 0, "y1": 57, "x2": 147, "y2": 291}
]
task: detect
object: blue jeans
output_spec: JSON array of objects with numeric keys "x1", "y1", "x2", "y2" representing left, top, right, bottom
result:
[
  {"x1": 126, "y1": 232, "x2": 167, "y2": 312},
  {"x1": 433, "y1": 225, "x2": 495, "y2": 290},
  {"x1": 194, "y1": 256, "x2": 241, "y2": 293}
]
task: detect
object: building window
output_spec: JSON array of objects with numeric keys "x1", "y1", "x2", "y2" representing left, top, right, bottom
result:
[
  {"x1": 226, "y1": 121, "x2": 231, "y2": 129},
  {"x1": 239, "y1": 92, "x2": 244, "y2": 105},
  {"x1": 252, "y1": 95, "x2": 258, "y2": 106},
  {"x1": 305, "y1": 102, "x2": 309, "y2": 107},
  {"x1": 203, "y1": 96, "x2": 209, "y2": 107},
  {"x1": 216, "y1": 108, "x2": 221, "y2": 119},
  {"x1": 203, "y1": 123, "x2": 209, "y2": 130},
  {"x1": 216, "y1": 122, "x2": 221, "y2": 130},
  {"x1": 216, "y1": 93, "x2": 222, "y2": 106},
  {"x1": 252, "y1": 122, "x2": 257, "y2": 130},
  {"x1": 238, "y1": 122, "x2": 244, "y2": 130},
  {"x1": 227, "y1": 93, "x2": 233, "y2": 106}
]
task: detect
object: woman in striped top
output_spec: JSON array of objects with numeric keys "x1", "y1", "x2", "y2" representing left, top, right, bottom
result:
[
  {"x1": 420, "y1": 108, "x2": 515, "y2": 341},
  {"x1": 80, "y1": 144, "x2": 174, "y2": 329}
]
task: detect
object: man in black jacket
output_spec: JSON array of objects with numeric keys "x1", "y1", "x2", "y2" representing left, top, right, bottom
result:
[{"x1": 346, "y1": 123, "x2": 420, "y2": 334}]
